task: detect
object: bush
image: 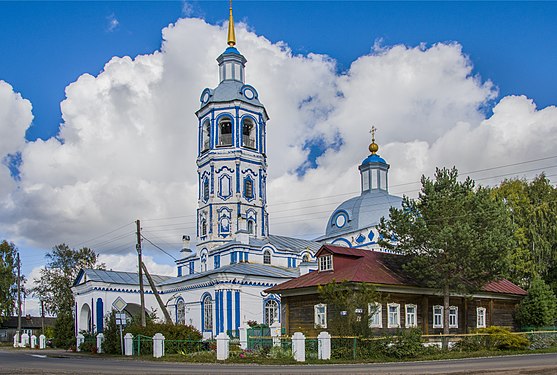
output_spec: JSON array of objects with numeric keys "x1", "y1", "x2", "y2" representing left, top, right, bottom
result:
[
  {"x1": 382, "y1": 328, "x2": 424, "y2": 359},
  {"x1": 454, "y1": 326, "x2": 529, "y2": 351},
  {"x1": 527, "y1": 332, "x2": 557, "y2": 350},
  {"x1": 101, "y1": 312, "x2": 121, "y2": 354}
]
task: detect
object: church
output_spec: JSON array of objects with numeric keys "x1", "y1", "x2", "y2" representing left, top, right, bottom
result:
[{"x1": 72, "y1": 6, "x2": 402, "y2": 339}]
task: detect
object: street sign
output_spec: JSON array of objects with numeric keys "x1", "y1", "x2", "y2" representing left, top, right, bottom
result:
[
  {"x1": 115, "y1": 313, "x2": 127, "y2": 326},
  {"x1": 112, "y1": 297, "x2": 127, "y2": 312}
]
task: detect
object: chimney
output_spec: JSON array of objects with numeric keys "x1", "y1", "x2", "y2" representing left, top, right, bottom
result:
[{"x1": 181, "y1": 235, "x2": 192, "y2": 253}]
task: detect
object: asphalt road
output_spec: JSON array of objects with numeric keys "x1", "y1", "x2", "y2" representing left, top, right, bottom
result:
[{"x1": 1, "y1": 349, "x2": 556, "y2": 374}]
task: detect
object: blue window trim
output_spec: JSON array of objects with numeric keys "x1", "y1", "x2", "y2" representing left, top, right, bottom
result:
[{"x1": 263, "y1": 294, "x2": 281, "y2": 324}]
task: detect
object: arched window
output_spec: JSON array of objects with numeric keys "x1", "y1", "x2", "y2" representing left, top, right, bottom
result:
[
  {"x1": 201, "y1": 252, "x2": 207, "y2": 272},
  {"x1": 201, "y1": 219, "x2": 207, "y2": 237},
  {"x1": 264, "y1": 299, "x2": 279, "y2": 326},
  {"x1": 247, "y1": 220, "x2": 254, "y2": 234},
  {"x1": 242, "y1": 118, "x2": 256, "y2": 149},
  {"x1": 263, "y1": 249, "x2": 271, "y2": 265},
  {"x1": 203, "y1": 178, "x2": 209, "y2": 202},
  {"x1": 202, "y1": 120, "x2": 210, "y2": 152},
  {"x1": 302, "y1": 254, "x2": 310, "y2": 263},
  {"x1": 176, "y1": 299, "x2": 185, "y2": 325},
  {"x1": 218, "y1": 118, "x2": 233, "y2": 146},
  {"x1": 202, "y1": 295, "x2": 213, "y2": 331},
  {"x1": 244, "y1": 178, "x2": 254, "y2": 199}
]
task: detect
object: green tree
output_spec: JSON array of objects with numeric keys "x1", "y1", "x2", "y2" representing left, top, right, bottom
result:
[
  {"x1": 32, "y1": 244, "x2": 104, "y2": 347},
  {"x1": 515, "y1": 277, "x2": 557, "y2": 328},
  {"x1": 0, "y1": 240, "x2": 18, "y2": 321},
  {"x1": 378, "y1": 167, "x2": 514, "y2": 335},
  {"x1": 492, "y1": 175, "x2": 557, "y2": 289},
  {"x1": 318, "y1": 280, "x2": 381, "y2": 337}
]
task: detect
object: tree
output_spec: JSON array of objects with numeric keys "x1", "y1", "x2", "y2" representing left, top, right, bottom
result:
[
  {"x1": 33, "y1": 244, "x2": 104, "y2": 347},
  {"x1": 515, "y1": 277, "x2": 557, "y2": 328},
  {"x1": 318, "y1": 281, "x2": 381, "y2": 337},
  {"x1": 491, "y1": 175, "x2": 557, "y2": 290},
  {"x1": 0, "y1": 240, "x2": 18, "y2": 321},
  {"x1": 378, "y1": 167, "x2": 514, "y2": 335}
]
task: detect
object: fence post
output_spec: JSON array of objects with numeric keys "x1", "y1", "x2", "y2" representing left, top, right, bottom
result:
[
  {"x1": 124, "y1": 333, "x2": 134, "y2": 356},
  {"x1": 216, "y1": 332, "x2": 230, "y2": 360},
  {"x1": 76, "y1": 333, "x2": 84, "y2": 352},
  {"x1": 291, "y1": 332, "x2": 306, "y2": 362},
  {"x1": 318, "y1": 331, "x2": 331, "y2": 360},
  {"x1": 239, "y1": 322, "x2": 248, "y2": 350},
  {"x1": 13, "y1": 332, "x2": 20, "y2": 348},
  {"x1": 31, "y1": 335, "x2": 37, "y2": 349},
  {"x1": 39, "y1": 334, "x2": 46, "y2": 349},
  {"x1": 153, "y1": 333, "x2": 165, "y2": 358},
  {"x1": 21, "y1": 333, "x2": 29, "y2": 347},
  {"x1": 96, "y1": 333, "x2": 104, "y2": 354},
  {"x1": 270, "y1": 321, "x2": 281, "y2": 347}
]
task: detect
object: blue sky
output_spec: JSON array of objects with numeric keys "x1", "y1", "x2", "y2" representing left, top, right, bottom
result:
[
  {"x1": 1, "y1": 1, "x2": 556, "y2": 143},
  {"x1": 2, "y1": 2, "x2": 557, "y2": 315}
]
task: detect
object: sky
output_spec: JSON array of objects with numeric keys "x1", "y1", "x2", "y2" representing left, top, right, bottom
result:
[{"x1": 1, "y1": 1, "x2": 556, "y2": 315}]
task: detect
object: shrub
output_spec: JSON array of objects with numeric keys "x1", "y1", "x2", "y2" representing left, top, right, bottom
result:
[
  {"x1": 101, "y1": 312, "x2": 121, "y2": 354},
  {"x1": 382, "y1": 328, "x2": 424, "y2": 359},
  {"x1": 516, "y1": 278, "x2": 557, "y2": 328},
  {"x1": 455, "y1": 326, "x2": 529, "y2": 351}
]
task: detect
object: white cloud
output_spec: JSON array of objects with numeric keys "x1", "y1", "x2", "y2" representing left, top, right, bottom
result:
[
  {"x1": 106, "y1": 13, "x2": 119, "y2": 32},
  {"x1": 0, "y1": 17, "x2": 556, "y2": 261}
]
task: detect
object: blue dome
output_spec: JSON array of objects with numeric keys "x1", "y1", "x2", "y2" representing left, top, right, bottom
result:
[
  {"x1": 362, "y1": 154, "x2": 386, "y2": 165},
  {"x1": 224, "y1": 47, "x2": 240, "y2": 55}
]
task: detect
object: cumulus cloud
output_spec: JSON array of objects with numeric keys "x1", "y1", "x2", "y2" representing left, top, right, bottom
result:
[{"x1": 0, "y1": 16, "x2": 556, "y2": 269}]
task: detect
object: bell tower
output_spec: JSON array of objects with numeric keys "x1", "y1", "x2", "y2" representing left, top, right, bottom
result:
[{"x1": 195, "y1": 3, "x2": 270, "y2": 251}]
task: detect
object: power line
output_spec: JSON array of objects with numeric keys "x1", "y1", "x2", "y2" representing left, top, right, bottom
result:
[{"x1": 141, "y1": 234, "x2": 177, "y2": 261}]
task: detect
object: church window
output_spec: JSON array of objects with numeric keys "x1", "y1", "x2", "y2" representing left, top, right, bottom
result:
[
  {"x1": 203, "y1": 178, "x2": 209, "y2": 202},
  {"x1": 224, "y1": 63, "x2": 232, "y2": 81},
  {"x1": 318, "y1": 255, "x2": 333, "y2": 271},
  {"x1": 233, "y1": 62, "x2": 241, "y2": 81},
  {"x1": 405, "y1": 304, "x2": 417, "y2": 328},
  {"x1": 362, "y1": 169, "x2": 370, "y2": 191},
  {"x1": 314, "y1": 304, "x2": 327, "y2": 328},
  {"x1": 371, "y1": 169, "x2": 378, "y2": 189},
  {"x1": 379, "y1": 169, "x2": 387, "y2": 191},
  {"x1": 247, "y1": 219, "x2": 254, "y2": 234},
  {"x1": 433, "y1": 305, "x2": 443, "y2": 328},
  {"x1": 201, "y1": 219, "x2": 207, "y2": 237},
  {"x1": 214, "y1": 254, "x2": 221, "y2": 269},
  {"x1": 242, "y1": 118, "x2": 256, "y2": 149},
  {"x1": 189, "y1": 261, "x2": 194, "y2": 275},
  {"x1": 218, "y1": 118, "x2": 233, "y2": 146},
  {"x1": 202, "y1": 120, "x2": 210, "y2": 152},
  {"x1": 264, "y1": 299, "x2": 279, "y2": 326},
  {"x1": 176, "y1": 299, "x2": 185, "y2": 325},
  {"x1": 202, "y1": 295, "x2": 213, "y2": 331},
  {"x1": 201, "y1": 252, "x2": 207, "y2": 272},
  {"x1": 231, "y1": 251, "x2": 237, "y2": 264},
  {"x1": 477, "y1": 307, "x2": 486, "y2": 328},
  {"x1": 302, "y1": 254, "x2": 310, "y2": 263},
  {"x1": 449, "y1": 306, "x2": 458, "y2": 328},
  {"x1": 369, "y1": 303, "x2": 382, "y2": 328},
  {"x1": 263, "y1": 250, "x2": 271, "y2": 264},
  {"x1": 244, "y1": 178, "x2": 254, "y2": 199}
]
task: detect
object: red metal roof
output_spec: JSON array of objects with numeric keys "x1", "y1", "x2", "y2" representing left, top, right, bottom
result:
[{"x1": 266, "y1": 244, "x2": 527, "y2": 296}]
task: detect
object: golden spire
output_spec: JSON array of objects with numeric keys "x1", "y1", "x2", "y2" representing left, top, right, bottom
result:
[
  {"x1": 369, "y1": 126, "x2": 379, "y2": 154},
  {"x1": 227, "y1": 0, "x2": 236, "y2": 47}
]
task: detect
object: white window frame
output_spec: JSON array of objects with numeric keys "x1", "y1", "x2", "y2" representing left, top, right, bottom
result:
[
  {"x1": 449, "y1": 306, "x2": 458, "y2": 328},
  {"x1": 405, "y1": 304, "x2": 417, "y2": 328},
  {"x1": 433, "y1": 305, "x2": 444, "y2": 328},
  {"x1": 387, "y1": 303, "x2": 401, "y2": 328},
  {"x1": 368, "y1": 303, "x2": 382, "y2": 328},
  {"x1": 318, "y1": 255, "x2": 333, "y2": 271},
  {"x1": 477, "y1": 307, "x2": 487, "y2": 328},
  {"x1": 264, "y1": 299, "x2": 279, "y2": 326},
  {"x1": 314, "y1": 303, "x2": 327, "y2": 328}
]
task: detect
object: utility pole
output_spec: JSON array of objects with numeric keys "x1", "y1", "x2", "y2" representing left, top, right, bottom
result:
[
  {"x1": 41, "y1": 300, "x2": 45, "y2": 334},
  {"x1": 136, "y1": 219, "x2": 146, "y2": 327},
  {"x1": 16, "y1": 252, "x2": 21, "y2": 337}
]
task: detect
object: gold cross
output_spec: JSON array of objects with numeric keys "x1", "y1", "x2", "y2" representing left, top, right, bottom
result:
[{"x1": 370, "y1": 126, "x2": 376, "y2": 142}]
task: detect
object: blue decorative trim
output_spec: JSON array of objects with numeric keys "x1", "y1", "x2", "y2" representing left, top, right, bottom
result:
[
  {"x1": 331, "y1": 237, "x2": 352, "y2": 247},
  {"x1": 198, "y1": 157, "x2": 265, "y2": 169},
  {"x1": 235, "y1": 290, "x2": 240, "y2": 331},
  {"x1": 96, "y1": 298, "x2": 103, "y2": 333},
  {"x1": 219, "y1": 290, "x2": 224, "y2": 334},
  {"x1": 226, "y1": 290, "x2": 232, "y2": 333},
  {"x1": 243, "y1": 175, "x2": 255, "y2": 201},
  {"x1": 215, "y1": 165, "x2": 234, "y2": 174},
  {"x1": 241, "y1": 168, "x2": 258, "y2": 176},
  {"x1": 217, "y1": 174, "x2": 232, "y2": 201}
]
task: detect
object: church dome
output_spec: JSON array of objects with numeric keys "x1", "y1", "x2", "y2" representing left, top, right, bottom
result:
[{"x1": 323, "y1": 189, "x2": 402, "y2": 238}]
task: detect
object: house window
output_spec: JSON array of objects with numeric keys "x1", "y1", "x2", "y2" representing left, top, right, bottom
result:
[
  {"x1": 314, "y1": 304, "x2": 327, "y2": 328},
  {"x1": 433, "y1": 305, "x2": 443, "y2": 328},
  {"x1": 264, "y1": 299, "x2": 279, "y2": 326},
  {"x1": 369, "y1": 303, "x2": 382, "y2": 328},
  {"x1": 218, "y1": 118, "x2": 233, "y2": 146},
  {"x1": 318, "y1": 255, "x2": 333, "y2": 271},
  {"x1": 242, "y1": 118, "x2": 256, "y2": 149},
  {"x1": 477, "y1": 307, "x2": 486, "y2": 328},
  {"x1": 405, "y1": 304, "x2": 417, "y2": 328},
  {"x1": 244, "y1": 179, "x2": 254, "y2": 199},
  {"x1": 263, "y1": 250, "x2": 271, "y2": 264},
  {"x1": 176, "y1": 299, "x2": 185, "y2": 325},
  {"x1": 387, "y1": 303, "x2": 401, "y2": 328},
  {"x1": 449, "y1": 306, "x2": 458, "y2": 328},
  {"x1": 202, "y1": 295, "x2": 213, "y2": 331},
  {"x1": 202, "y1": 120, "x2": 210, "y2": 152}
]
